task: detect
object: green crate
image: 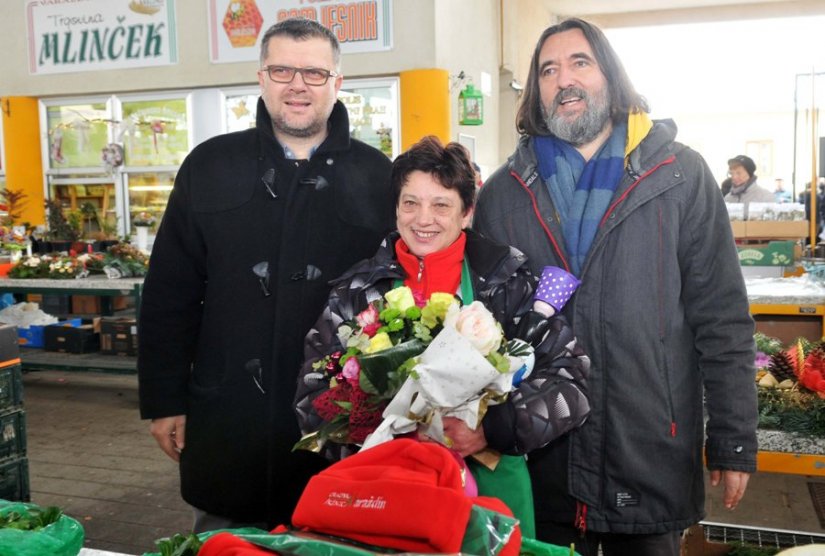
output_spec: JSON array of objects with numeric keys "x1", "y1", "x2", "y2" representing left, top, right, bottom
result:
[
  {"x1": 0, "y1": 457, "x2": 30, "y2": 502},
  {"x1": 0, "y1": 410, "x2": 25, "y2": 461},
  {"x1": 0, "y1": 365, "x2": 23, "y2": 413}
]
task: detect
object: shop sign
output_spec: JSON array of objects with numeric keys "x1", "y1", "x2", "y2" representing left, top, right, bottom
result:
[
  {"x1": 208, "y1": 0, "x2": 393, "y2": 64},
  {"x1": 26, "y1": 0, "x2": 178, "y2": 76}
]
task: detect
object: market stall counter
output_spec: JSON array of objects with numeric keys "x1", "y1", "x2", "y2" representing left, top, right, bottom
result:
[
  {"x1": 746, "y1": 276, "x2": 825, "y2": 344},
  {"x1": 746, "y1": 275, "x2": 825, "y2": 476},
  {"x1": 0, "y1": 277, "x2": 144, "y2": 319}
]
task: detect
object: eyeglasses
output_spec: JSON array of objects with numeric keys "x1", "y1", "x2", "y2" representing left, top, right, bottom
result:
[{"x1": 260, "y1": 65, "x2": 338, "y2": 86}]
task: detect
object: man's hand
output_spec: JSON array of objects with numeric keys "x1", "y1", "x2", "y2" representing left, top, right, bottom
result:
[
  {"x1": 709, "y1": 469, "x2": 750, "y2": 510},
  {"x1": 150, "y1": 415, "x2": 186, "y2": 462},
  {"x1": 442, "y1": 416, "x2": 487, "y2": 457}
]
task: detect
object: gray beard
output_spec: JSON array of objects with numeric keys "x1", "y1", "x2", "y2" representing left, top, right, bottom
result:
[{"x1": 543, "y1": 87, "x2": 611, "y2": 146}]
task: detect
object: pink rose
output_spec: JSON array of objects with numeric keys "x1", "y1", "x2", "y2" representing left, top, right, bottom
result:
[{"x1": 341, "y1": 357, "x2": 360, "y2": 383}]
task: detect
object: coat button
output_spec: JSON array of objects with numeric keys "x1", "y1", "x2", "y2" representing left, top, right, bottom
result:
[
  {"x1": 734, "y1": 445, "x2": 743, "y2": 453},
  {"x1": 326, "y1": 158, "x2": 334, "y2": 165}
]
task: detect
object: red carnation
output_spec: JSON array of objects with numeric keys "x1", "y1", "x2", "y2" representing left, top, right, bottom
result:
[{"x1": 312, "y1": 382, "x2": 353, "y2": 421}]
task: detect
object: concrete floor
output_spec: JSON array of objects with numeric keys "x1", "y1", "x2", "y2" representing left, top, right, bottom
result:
[
  {"x1": 18, "y1": 369, "x2": 825, "y2": 555},
  {"x1": 22, "y1": 369, "x2": 190, "y2": 555}
]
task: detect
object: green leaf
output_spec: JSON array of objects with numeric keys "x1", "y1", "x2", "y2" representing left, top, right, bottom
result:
[
  {"x1": 486, "y1": 351, "x2": 510, "y2": 373},
  {"x1": 359, "y1": 339, "x2": 426, "y2": 395}
]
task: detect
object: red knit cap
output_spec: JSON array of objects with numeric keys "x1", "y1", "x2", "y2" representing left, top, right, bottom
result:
[{"x1": 291, "y1": 438, "x2": 473, "y2": 553}]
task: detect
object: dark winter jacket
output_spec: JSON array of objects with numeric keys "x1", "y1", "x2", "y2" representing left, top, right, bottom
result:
[
  {"x1": 294, "y1": 230, "x2": 590, "y2": 460},
  {"x1": 473, "y1": 120, "x2": 757, "y2": 534},
  {"x1": 137, "y1": 98, "x2": 394, "y2": 525}
]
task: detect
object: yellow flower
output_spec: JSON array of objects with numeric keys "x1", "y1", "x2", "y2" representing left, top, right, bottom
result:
[
  {"x1": 384, "y1": 286, "x2": 415, "y2": 312},
  {"x1": 427, "y1": 292, "x2": 458, "y2": 321},
  {"x1": 365, "y1": 332, "x2": 393, "y2": 354}
]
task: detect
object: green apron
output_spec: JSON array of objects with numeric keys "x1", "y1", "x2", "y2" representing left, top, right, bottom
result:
[
  {"x1": 468, "y1": 455, "x2": 536, "y2": 538},
  {"x1": 395, "y1": 261, "x2": 536, "y2": 537}
]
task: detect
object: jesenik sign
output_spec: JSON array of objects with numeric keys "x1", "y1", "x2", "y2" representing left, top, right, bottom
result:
[
  {"x1": 208, "y1": 0, "x2": 393, "y2": 64},
  {"x1": 26, "y1": 0, "x2": 178, "y2": 75}
]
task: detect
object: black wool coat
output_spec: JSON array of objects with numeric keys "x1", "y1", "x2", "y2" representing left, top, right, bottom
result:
[{"x1": 138, "y1": 98, "x2": 394, "y2": 525}]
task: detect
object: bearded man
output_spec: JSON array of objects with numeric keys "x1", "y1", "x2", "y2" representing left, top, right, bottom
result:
[{"x1": 473, "y1": 18, "x2": 757, "y2": 556}]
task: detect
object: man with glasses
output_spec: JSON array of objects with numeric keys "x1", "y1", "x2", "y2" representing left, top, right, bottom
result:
[{"x1": 138, "y1": 17, "x2": 393, "y2": 532}]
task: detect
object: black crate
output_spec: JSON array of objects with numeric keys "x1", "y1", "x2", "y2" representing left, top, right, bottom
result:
[
  {"x1": 44, "y1": 324, "x2": 100, "y2": 354},
  {"x1": 100, "y1": 318, "x2": 138, "y2": 356},
  {"x1": 0, "y1": 457, "x2": 30, "y2": 502},
  {"x1": 0, "y1": 410, "x2": 25, "y2": 460},
  {"x1": 0, "y1": 324, "x2": 20, "y2": 365},
  {"x1": 28, "y1": 294, "x2": 71, "y2": 316},
  {"x1": 0, "y1": 365, "x2": 23, "y2": 413}
]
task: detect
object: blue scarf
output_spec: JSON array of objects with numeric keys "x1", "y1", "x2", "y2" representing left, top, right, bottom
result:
[{"x1": 534, "y1": 122, "x2": 627, "y2": 277}]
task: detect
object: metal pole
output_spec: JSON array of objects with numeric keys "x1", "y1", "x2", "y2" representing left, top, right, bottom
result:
[
  {"x1": 793, "y1": 74, "x2": 799, "y2": 198},
  {"x1": 811, "y1": 68, "x2": 818, "y2": 251}
]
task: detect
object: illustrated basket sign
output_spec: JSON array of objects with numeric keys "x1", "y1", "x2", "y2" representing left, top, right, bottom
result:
[{"x1": 737, "y1": 241, "x2": 795, "y2": 266}]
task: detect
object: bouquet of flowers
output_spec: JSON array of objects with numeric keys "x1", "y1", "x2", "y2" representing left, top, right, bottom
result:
[{"x1": 294, "y1": 286, "x2": 534, "y2": 453}]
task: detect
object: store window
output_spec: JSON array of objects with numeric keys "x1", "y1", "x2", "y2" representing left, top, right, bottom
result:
[
  {"x1": 37, "y1": 80, "x2": 399, "y2": 248},
  {"x1": 48, "y1": 175, "x2": 117, "y2": 239},
  {"x1": 45, "y1": 99, "x2": 113, "y2": 170},
  {"x1": 224, "y1": 91, "x2": 258, "y2": 133},
  {"x1": 41, "y1": 97, "x2": 119, "y2": 244},
  {"x1": 41, "y1": 93, "x2": 190, "y2": 243},
  {"x1": 339, "y1": 77, "x2": 400, "y2": 159},
  {"x1": 118, "y1": 93, "x2": 190, "y2": 239},
  {"x1": 120, "y1": 96, "x2": 190, "y2": 167}
]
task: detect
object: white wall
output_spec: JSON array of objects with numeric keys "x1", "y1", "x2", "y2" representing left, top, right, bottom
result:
[{"x1": 433, "y1": 0, "x2": 500, "y2": 176}]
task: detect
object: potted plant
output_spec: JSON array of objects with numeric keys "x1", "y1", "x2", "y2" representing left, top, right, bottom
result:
[
  {"x1": 44, "y1": 199, "x2": 80, "y2": 253},
  {"x1": 132, "y1": 211, "x2": 156, "y2": 251}
]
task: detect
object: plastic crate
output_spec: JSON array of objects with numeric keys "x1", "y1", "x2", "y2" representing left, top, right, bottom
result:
[
  {"x1": 0, "y1": 457, "x2": 30, "y2": 502},
  {"x1": 0, "y1": 365, "x2": 23, "y2": 413},
  {"x1": 100, "y1": 318, "x2": 138, "y2": 356},
  {"x1": 18, "y1": 319, "x2": 82, "y2": 349},
  {"x1": 0, "y1": 410, "x2": 26, "y2": 460}
]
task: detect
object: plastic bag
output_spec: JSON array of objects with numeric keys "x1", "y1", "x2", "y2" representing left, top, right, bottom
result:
[
  {"x1": 0, "y1": 500, "x2": 84, "y2": 556},
  {"x1": 194, "y1": 527, "x2": 579, "y2": 556},
  {"x1": 520, "y1": 536, "x2": 581, "y2": 556},
  {"x1": 141, "y1": 527, "x2": 269, "y2": 556}
]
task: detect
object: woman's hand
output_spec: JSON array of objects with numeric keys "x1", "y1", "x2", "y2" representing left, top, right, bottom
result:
[{"x1": 442, "y1": 416, "x2": 487, "y2": 457}]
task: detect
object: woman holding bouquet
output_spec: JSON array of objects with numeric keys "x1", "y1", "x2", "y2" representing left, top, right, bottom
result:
[{"x1": 294, "y1": 136, "x2": 590, "y2": 537}]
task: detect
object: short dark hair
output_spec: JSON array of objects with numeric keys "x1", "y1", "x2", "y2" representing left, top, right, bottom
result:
[
  {"x1": 728, "y1": 155, "x2": 756, "y2": 178},
  {"x1": 259, "y1": 17, "x2": 340, "y2": 68},
  {"x1": 517, "y1": 18, "x2": 649, "y2": 136},
  {"x1": 391, "y1": 136, "x2": 476, "y2": 213}
]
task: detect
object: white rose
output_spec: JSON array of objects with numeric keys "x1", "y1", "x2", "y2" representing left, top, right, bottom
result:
[{"x1": 445, "y1": 301, "x2": 502, "y2": 356}]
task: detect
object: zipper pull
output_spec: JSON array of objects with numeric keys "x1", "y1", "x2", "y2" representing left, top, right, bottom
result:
[{"x1": 417, "y1": 260, "x2": 424, "y2": 282}]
